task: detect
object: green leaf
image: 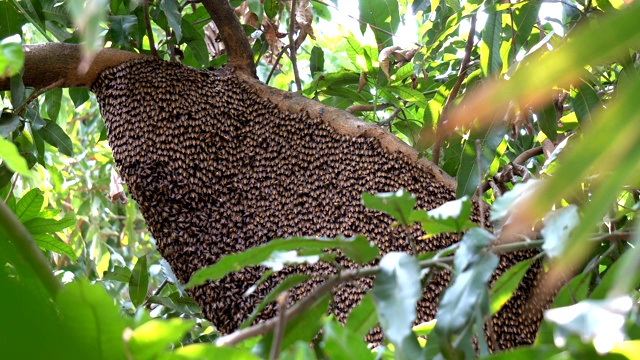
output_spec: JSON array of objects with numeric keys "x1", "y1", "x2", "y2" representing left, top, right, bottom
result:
[
  {"x1": 247, "y1": 0, "x2": 263, "y2": 26},
  {"x1": 436, "y1": 228, "x2": 498, "y2": 335},
  {"x1": 345, "y1": 294, "x2": 378, "y2": 338},
  {"x1": 456, "y1": 120, "x2": 507, "y2": 197},
  {"x1": 0, "y1": 136, "x2": 33, "y2": 178},
  {"x1": 489, "y1": 259, "x2": 533, "y2": 315},
  {"x1": 320, "y1": 319, "x2": 374, "y2": 360},
  {"x1": 309, "y1": 46, "x2": 324, "y2": 76},
  {"x1": 0, "y1": 38, "x2": 24, "y2": 78},
  {"x1": 0, "y1": 112, "x2": 21, "y2": 137},
  {"x1": 388, "y1": 85, "x2": 428, "y2": 108},
  {"x1": 359, "y1": 0, "x2": 400, "y2": 47},
  {"x1": 570, "y1": 82, "x2": 602, "y2": 124},
  {"x1": 44, "y1": 88, "x2": 62, "y2": 122},
  {"x1": 0, "y1": 2, "x2": 25, "y2": 38},
  {"x1": 102, "y1": 265, "x2": 132, "y2": 282},
  {"x1": 540, "y1": 205, "x2": 580, "y2": 261},
  {"x1": 66, "y1": 0, "x2": 108, "y2": 52},
  {"x1": 544, "y1": 296, "x2": 633, "y2": 354},
  {"x1": 129, "y1": 254, "x2": 149, "y2": 308},
  {"x1": 69, "y1": 88, "x2": 90, "y2": 108},
  {"x1": 409, "y1": 196, "x2": 474, "y2": 236},
  {"x1": 479, "y1": 345, "x2": 561, "y2": 359},
  {"x1": 167, "y1": 344, "x2": 262, "y2": 360},
  {"x1": 128, "y1": 318, "x2": 195, "y2": 360},
  {"x1": 23, "y1": 215, "x2": 75, "y2": 235},
  {"x1": 55, "y1": 279, "x2": 128, "y2": 359},
  {"x1": 490, "y1": 180, "x2": 542, "y2": 221},
  {"x1": 264, "y1": 0, "x2": 280, "y2": 19},
  {"x1": 535, "y1": 102, "x2": 558, "y2": 141},
  {"x1": 160, "y1": 0, "x2": 182, "y2": 42},
  {"x1": 108, "y1": 15, "x2": 138, "y2": 48},
  {"x1": 591, "y1": 230, "x2": 640, "y2": 299},
  {"x1": 148, "y1": 294, "x2": 201, "y2": 315},
  {"x1": 181, "y1": 21, "x2": 208, "y2": 67},
  {"x1": 14, "y1": 188, "x2": 44, "y2": 222},
  {"x1": 512, "y1": 1, "x2": 541, "y2": 49},
  {"x1": 279, "y1": 341, "x2": 318, "y2": 360},
  {"x1": 187, "y1": 235, "x2": 378, "y2": 288},
  {"x1": 372, "y1": 252, "x2": 423, "y2": 359},
  {"x1": 240, "y1": 274, "x2": 311, "y2": 329},
  {"x1": 480, "y1": 10, "x2": 504, "y2": 77},
  {"x1": 35, "y1": 119, "x2": 74, "y2": 157},
  {"x1": 362, "y1": 189, "x2": 417, "y2": 226},
  {"x1": 32, "y1": 233, "x2": 78, "y2": 262}
]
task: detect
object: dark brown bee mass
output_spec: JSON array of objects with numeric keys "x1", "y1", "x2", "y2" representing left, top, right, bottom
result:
[{"x1": 92, "y1": 57, "x2": 544, "y2": 349}]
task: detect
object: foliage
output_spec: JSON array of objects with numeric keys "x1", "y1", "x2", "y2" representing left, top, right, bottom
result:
[{"x1": 2, "y1": 0, "x2": 640, "y2": 359}]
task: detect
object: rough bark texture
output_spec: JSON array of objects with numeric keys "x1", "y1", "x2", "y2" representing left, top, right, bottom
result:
[
  {"x1": 0, "y1": 43, "x2": 144, "y2": 90},
  {"x1": 92, "y1": 57, "x2": 547, "y2": 349}
]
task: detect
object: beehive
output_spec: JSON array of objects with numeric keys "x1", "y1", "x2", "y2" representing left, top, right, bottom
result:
[{"x1": 92, "y1": 57, "x2": 544, "y2": 349}]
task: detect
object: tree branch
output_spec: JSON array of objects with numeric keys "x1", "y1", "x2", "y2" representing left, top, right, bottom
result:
[
  {"x1": 287, "y1": 0, "x2": 302, "y2": 91},
  {"x1": 0, "y1": 200, "x2": 63, "y2": 297},
  {"x1": 0, "y1": 43, "x2": 145, "y2": 90},
  {"x1": 143, "y1": 0, "x2": 158, "y2": 57},
  {"x1": 200, "y1": 0, "x2": 257, "y2": 78}
]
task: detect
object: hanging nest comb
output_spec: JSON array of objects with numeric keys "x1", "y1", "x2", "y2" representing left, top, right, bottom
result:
[{"x1": 92, "y1": 56, "x2": 547, "y2": 349}]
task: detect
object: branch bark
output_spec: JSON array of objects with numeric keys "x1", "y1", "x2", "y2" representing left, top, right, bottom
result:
[
  {"x1": 201, "y1": 0, "x2": 257, "y2": 78},
  {"x1": 0, "y1": 43, "x2": 145, "y2": 90}
]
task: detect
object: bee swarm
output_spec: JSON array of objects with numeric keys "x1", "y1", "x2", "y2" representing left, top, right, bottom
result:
[{"x1": 92, "y1": 57, "x2": 544, "y2": 349}]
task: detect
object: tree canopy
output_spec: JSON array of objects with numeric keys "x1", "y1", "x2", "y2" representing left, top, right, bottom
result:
[{"x1": 1, "y1": 0, "x2": 640, "y2": 359}]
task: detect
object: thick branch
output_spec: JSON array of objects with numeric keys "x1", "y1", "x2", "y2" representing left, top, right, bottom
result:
[
  {"x1": 0, "y1": 43, "x2": 145, "y2": 90},
  {"x1": 201, "y1": 0, "x2": 257, "y2": 78}
]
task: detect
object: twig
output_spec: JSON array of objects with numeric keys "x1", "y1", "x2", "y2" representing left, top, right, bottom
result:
[
  {"x1": 215, "y1": 239, "x2": 545, "y2": 346},
  {"x1": 377, "y1": 107, "x2": 401, "y2": 128},
  {"x1": 269, "y1": 292, "x2": 289, "y2": 360},
  {"x1": 513, "y1": 146, "x2": 544, "y2": 165},
  {"x1": 0, "y1": 200, "x2": 63, "y2": 297},
  {"x1": 432, "y1": 15, "x2": 477, "y2": 165},
  {"x1": 478, "y1": 146, "x2": 543, "y2": 195},
  {"x1": 266, "y1": 45, "x2": 290, "y2": 85},
  {"x1": 288, "y1": 0, "x2": 302, "y2": 91},
  {"x1": 144, "y1": 278, "x2": 169, "y2": 309},
  {"x1": 143, "y1": 0, "x2": 158, "y2": 57},
  {"x1": 475, "y1": 139, "x2": 485, "y2": 229},
  {"x1": 508, "y1": 7, "x2": 517, "y2": 62},
  {"x1": 15, "y1": 79, "x2": 65, "y2": 115},
  {"x1": 4, "y1": 174, "x2": 19, "y2": 203},
  {"x1": 346, "y1": 103, "x2": 392, "y2": 113}
]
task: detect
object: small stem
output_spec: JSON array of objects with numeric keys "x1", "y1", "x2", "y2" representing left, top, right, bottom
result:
[
  {"x1": 143, "y1": 0, "x2": 158, "y2": 57},
  {"x1": 475, "y1": 139, "x2": 486, "y2": 229},
  {"x1": 15, "y1": 79, "x2": 65, "y2": 115},
  {"x1": 432, "y1": 15, "x2": 477, "y2": 165},
  {"x1": 266, "y1": 45, "x2": 289, "y2": 85},
  {"x1": 288, "y1": 0, "x2": 302, "y2": 91},
  {"x1": 269, "y1": 292, "x2": 289, "y2": 360},
  {"x1": 4, "y1": 174, "x2": 19, "y2": 203},
  {"x1": 0, "y1": 201, "x2": 63, "y2": 297}
]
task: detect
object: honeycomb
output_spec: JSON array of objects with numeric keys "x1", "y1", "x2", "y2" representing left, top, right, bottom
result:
[{"x1": 92, "y1": 57, "x2": 544, "y2": 349}]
